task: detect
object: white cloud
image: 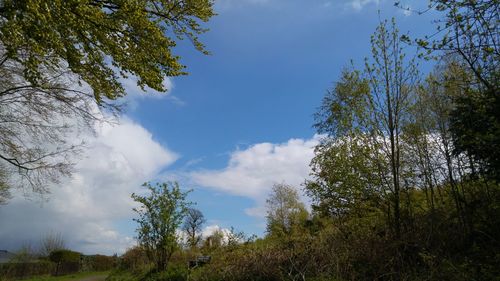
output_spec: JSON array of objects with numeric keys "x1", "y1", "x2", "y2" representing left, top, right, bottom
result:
[
  {"x1": 0, "y1": 118, "x2": 178, "y2": 255},
  {"x1": 348, "y1": 0, "x2": 381, "y2": 11},
  {"x1": 119, "y1": 75, "x2": 185, "y2": 109},
  {"x1": 191, "y1": 136, "x2": 320, "y2": 218},
  {"x1": 120, "y1": 75, "x2": 174, "y2": 99}
]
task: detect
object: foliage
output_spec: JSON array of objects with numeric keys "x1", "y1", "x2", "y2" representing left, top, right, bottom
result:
[
  {"x1": 266, "y1": 183, "x2": 308, "y2": 238},
  {"x1": 0, "y1": 0, "x2": 215, "y2": 102},
  {"x1": 201, "y1": 228, "x2": 225, "y2": 251},
  {"x1": 87, "y1": 255, "x2": 117, "y2": 272},
  {"x1": 403, "y1": 0, "x2": 499, "y2": 91},
  {"x1": 398, "y1": 0, "x2": 500, "y2": 181},
  {"x1": 120, "y1": 246, "x2": 150, "y2": 271},
  {"x1": 48, "y1": 249, "x2": 81, "y2": 276},
  {"x1": 309, "y1": 18, "x2": 419, "y2": 241},
  {"x1": 48, "y1": 250, "x2": 81, "y2": 264},
  {"x1": 303, "y1": 16, "x2": 500, "y2": 280},
  {"x1": 131, "y1": 181, "x2": 191, "y2": 272},
  {"x1": 0, "y1": 260, "x2": 55, "y2": 280}
]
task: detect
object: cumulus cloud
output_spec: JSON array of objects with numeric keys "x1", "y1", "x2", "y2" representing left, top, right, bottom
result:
[
  {"x1": 191, "y1": 136, "x2": 320, "y2": 218},
  {"x1": 0, "y1": 118, "x2": 178, "y2": 255}
]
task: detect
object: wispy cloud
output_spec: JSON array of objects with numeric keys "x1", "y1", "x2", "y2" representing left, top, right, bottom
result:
[{"x1": 347, "y1": 0, "x2": 381, "y2": 11}]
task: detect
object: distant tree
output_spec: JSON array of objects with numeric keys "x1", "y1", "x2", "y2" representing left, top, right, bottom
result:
[
  {"x1": 39, "y1": 232, "x2": 66, "y2": 257},
  {"x1": 203, "y1": 229, "x2": 224, "y2": 250},
  {"x1": 131, "y1": 181, "x2": 190, "y2": 272},
  {"x1": 183, "y1": 208, "x2": 206, "y2": 249},
  {"x1": 12, "y1": 242, "x2": 37, "y2": 263},
  {"x1": 266, "y1": 183, "x2": 308, "y2": 237},
  {"x1": 226, "y1": 226, "x2": 245, "y2": 247}
]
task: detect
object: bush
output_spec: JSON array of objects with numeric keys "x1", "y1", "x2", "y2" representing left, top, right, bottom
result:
[
  {"x1": 49, "y1": 249, "x2": 81, "y2": 276},
  {"x1": 80, "y1": 254, "x2": 118, "y2": 272},
  {"x1": 0, "y1": 260, "x2": 55, "y2": 280},
  {"x1": 49, "y1": 249, "x2": 81, "y2": 264},
  {"x1": 142, "y1": 264, "x2": 187, "y2": 281},
  {"x1": 120, "y1": 247, "x2": 149, "y2": 271}
]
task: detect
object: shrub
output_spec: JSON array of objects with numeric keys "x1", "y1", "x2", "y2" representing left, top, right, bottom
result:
[
  {"x1": 49, "y1": 249, "x2": 81, "y2": 276},
  {"x1": 120, "y1": 247, "x2": 149, "y2": 271}
]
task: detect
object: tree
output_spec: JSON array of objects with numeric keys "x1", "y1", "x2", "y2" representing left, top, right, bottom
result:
[
  {"x1": 0, "y1": 0, "x2": 215, "y2": 101},
  {"x1": 203, "y1": 228, "x2": 224, "y2": 250},
  {"x1": 0, "y1": 0, "x2": 215, "y2": 200},
  {"x1": 266, "y1": 183, "x2": 308, "y2": 237},
  {"x1": 131, "y1": 181, "x2": 190, "y2": 272},
  {"x1": 182, "y1": 208, "x2": 206, "y2": 249},
  {"x1": 310, "y1": 19, "x2": 419, "y2": 238},
  {"x1": 401, "y1": 0, "x2": 499, "y2": 91},
  {"x1": 39, "y1": 232, "x2": 66, "y2": 257},
  {"x1": 364, "y1": 18, "x2": 419, "y2": 238},
  {"x1": 399, "y1": 0, "x2": 500, "y2": 180},
  {"x1": 49, "y1": 249, "x2": 81, "y2": 276},
  {"x1": 0, "y1": 60, "x2": 98, "y2": 197},
  {"x1": 0, "y1": 167, "x2": 10, "y2": 204},
  {"x1": 307, "y1": 69, "x2": 384, "y2": 219}
]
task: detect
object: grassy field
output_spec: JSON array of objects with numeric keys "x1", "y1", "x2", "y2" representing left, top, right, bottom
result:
[{"x1": 19, "y1": 271, "x2": 110, "y2": 281}]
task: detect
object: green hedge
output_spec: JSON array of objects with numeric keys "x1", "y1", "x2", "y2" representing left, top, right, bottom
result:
[{"x1": 0, "y1": 260, "x2": 55, "y2": 280}]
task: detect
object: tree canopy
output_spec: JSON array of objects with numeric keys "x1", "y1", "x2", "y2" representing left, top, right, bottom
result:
[{"x1": 0, "y1": 0, "x2": 215, "y2": 103}]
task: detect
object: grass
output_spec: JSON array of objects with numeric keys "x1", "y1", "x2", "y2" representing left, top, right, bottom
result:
[{"x1": 18, "y1": 271, "x2": 110, "y2": 281}]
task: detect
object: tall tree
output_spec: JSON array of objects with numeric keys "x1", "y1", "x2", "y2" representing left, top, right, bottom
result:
[
  {"x1": 364, "y1": 18, "x2": 419, "y2": 237},
  {"x1": 131, "y1": 181, "x2": 190, "y2": 272},
  {"x1": 183, "y1": 208, "x2": 206, "y2": 249},
  {"x1": 309, "y1": 19, "x2": 419, "y2": 238}
]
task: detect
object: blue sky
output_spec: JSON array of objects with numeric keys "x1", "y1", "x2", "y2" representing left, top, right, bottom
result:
[{"x1": 0, "y1": 0, "x2": 439, "y2": 254}]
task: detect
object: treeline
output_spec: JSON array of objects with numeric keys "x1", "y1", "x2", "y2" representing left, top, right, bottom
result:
[{"x1": 0, "y1": 250, "x2": 117, "y2": 280}]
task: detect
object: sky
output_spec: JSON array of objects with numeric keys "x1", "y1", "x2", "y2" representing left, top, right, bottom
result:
[{"x1": 0, "y1": 0, "x2": 438, "y2": 255}]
